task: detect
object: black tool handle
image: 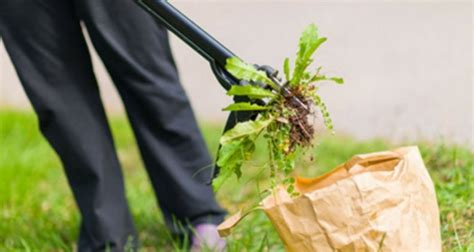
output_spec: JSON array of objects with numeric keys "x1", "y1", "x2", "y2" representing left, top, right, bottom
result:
[
  {"x1": 135, "y1": 0, "x2": 259, "y2": 183},
  {"x1": 136, "y1": 0, "x2": 235, "y2": 68}
]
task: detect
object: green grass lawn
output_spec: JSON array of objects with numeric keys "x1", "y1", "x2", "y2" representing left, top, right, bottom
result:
[{"x1": 1, "y1": 110, "x2": 472, "y2": 251}]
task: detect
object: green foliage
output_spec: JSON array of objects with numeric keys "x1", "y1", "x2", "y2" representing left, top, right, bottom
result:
[
  {"x1": 222, "y1": 102, "x2": 269, "y2": 111},
  {"x1": 213, "y1": 137, "x2": 255, "y2": 191},
  {"x1": 214, "y1": 119, "x2": 274, "y2": 190},
  {"x1": 216, "y1": 23, "x2": 345, "y2": 194},
  {"x1": 225, "y1": 57, "x2": 276, "y2": 89},
  {"x1": 312, "y1": 94, "x2": 334, "y2": 130},
  {"x1": 226, "y1": 85, "x2": 276, "y2": 99},
  {"x1": 291, "y1": 24, "x2": 327, "y2": 86},
  {"x1": 310, "y1": 74, "x2": 344, "y2": 85},
  {"x1": 283, "y1": 57, "x2": 291, "y2": 81},
  {"x1": 219, "y1": 119, "x2": 274, "y2": 145}
]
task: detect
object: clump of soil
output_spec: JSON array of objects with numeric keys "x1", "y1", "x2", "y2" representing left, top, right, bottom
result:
[{"x1": 283, "y1": 87, "x2": 315, "y2": 153}]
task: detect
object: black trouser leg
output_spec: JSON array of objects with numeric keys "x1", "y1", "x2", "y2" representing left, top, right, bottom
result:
[
  {"x1": 74, "y1": 0, "x2": 226, "y2": 233},
  {"x1": 0, "y1": 1, "x2": 137, "y2": 251}
]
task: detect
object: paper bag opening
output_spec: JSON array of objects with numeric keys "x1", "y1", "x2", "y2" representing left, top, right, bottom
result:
[
  {"x1": 218, "y1": 147, "x2": 441, "y2": 252},
  {"x1": 295, "y1": 151, "x2": 402, "y2": 193}
]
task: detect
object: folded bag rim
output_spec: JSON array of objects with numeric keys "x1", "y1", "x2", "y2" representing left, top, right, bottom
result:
[{"x1": 217, "y1": 146, "x2": 419, "y2": 238}]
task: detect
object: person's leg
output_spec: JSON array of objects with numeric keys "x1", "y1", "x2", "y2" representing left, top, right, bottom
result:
[
  {"x1": 74, "y1": 0, "x2": 226, "y2": 233},
  {"x1": 0, "y1": 1, "x2": 137, "y2": 250}
]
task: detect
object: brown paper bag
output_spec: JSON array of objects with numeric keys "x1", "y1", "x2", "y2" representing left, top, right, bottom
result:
[{"x1": 218, "y1": 146, "x2": 441, "y2": 251}]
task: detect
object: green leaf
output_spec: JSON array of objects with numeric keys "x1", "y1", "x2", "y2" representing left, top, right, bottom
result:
[
  {"x1": 283, "y1": 57, "x2": 291, "y2": 81},
  {"x1": 313, "y1": 94, "x2": 334, "y2": 130},
  {"x1": 222, "y1": 102, "x2": 270, "y2": 112},
  {"x1": 283, "y1": 177, "x2": 295, "y2": 185},
  {"x1": 217, "y1": 138, "x2": 256, "y2": 169},
  {"x1": 225, "y1": 57, "x2": 276, "y2": 88},
  {"x1": 220, "y1": 118, "x2": 273, "y2": 145},
  {"x1": 303, "y1": 72, "x2": 311, "y2": 80},
  {"x1": 256, "y1": 234, "x2": 269, "y2": 252},
  {"x1": 217, "y1": 138, "x2": 245, "y2": 168},
  {"x1": 226, "y1": 85, "x2": 276, "y2": 99},
  {"x1": 291, "y1": 24, "x2": 327, "y2": 85},
  {"x1": 212, "y1": 165, "x2": 233, "y2": 191},
  {"x1": 214, "y1": 117, "x2": 273, "y2": 191},
  {"x1": 214, "y1": 137, "x2": 255, "y2": 191},
  {"x1": 310, "y1": 75, "x2": 344, "y2": 84}
]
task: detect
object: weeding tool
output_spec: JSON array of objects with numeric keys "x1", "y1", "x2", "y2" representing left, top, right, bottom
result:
[{"x1": 135, "y1": 0, "x2": 308, "y2": 182}]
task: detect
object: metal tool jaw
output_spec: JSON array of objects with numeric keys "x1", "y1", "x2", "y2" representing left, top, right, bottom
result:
[{"x1": 256, "y1": 65, "x2": 310, "y2": 112}]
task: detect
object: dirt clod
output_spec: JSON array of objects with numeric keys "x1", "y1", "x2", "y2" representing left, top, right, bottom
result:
[{"x1": 282, "y1": 87, "x2": 315, "y2": 153}]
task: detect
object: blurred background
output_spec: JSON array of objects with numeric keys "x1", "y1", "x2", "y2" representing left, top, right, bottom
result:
[
  {"x1": 1, "y1": 1, "x2": 473, "y2": 250},
  {"x1": 1, "y1": 0, "x2": 472, "y2": 147}
]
